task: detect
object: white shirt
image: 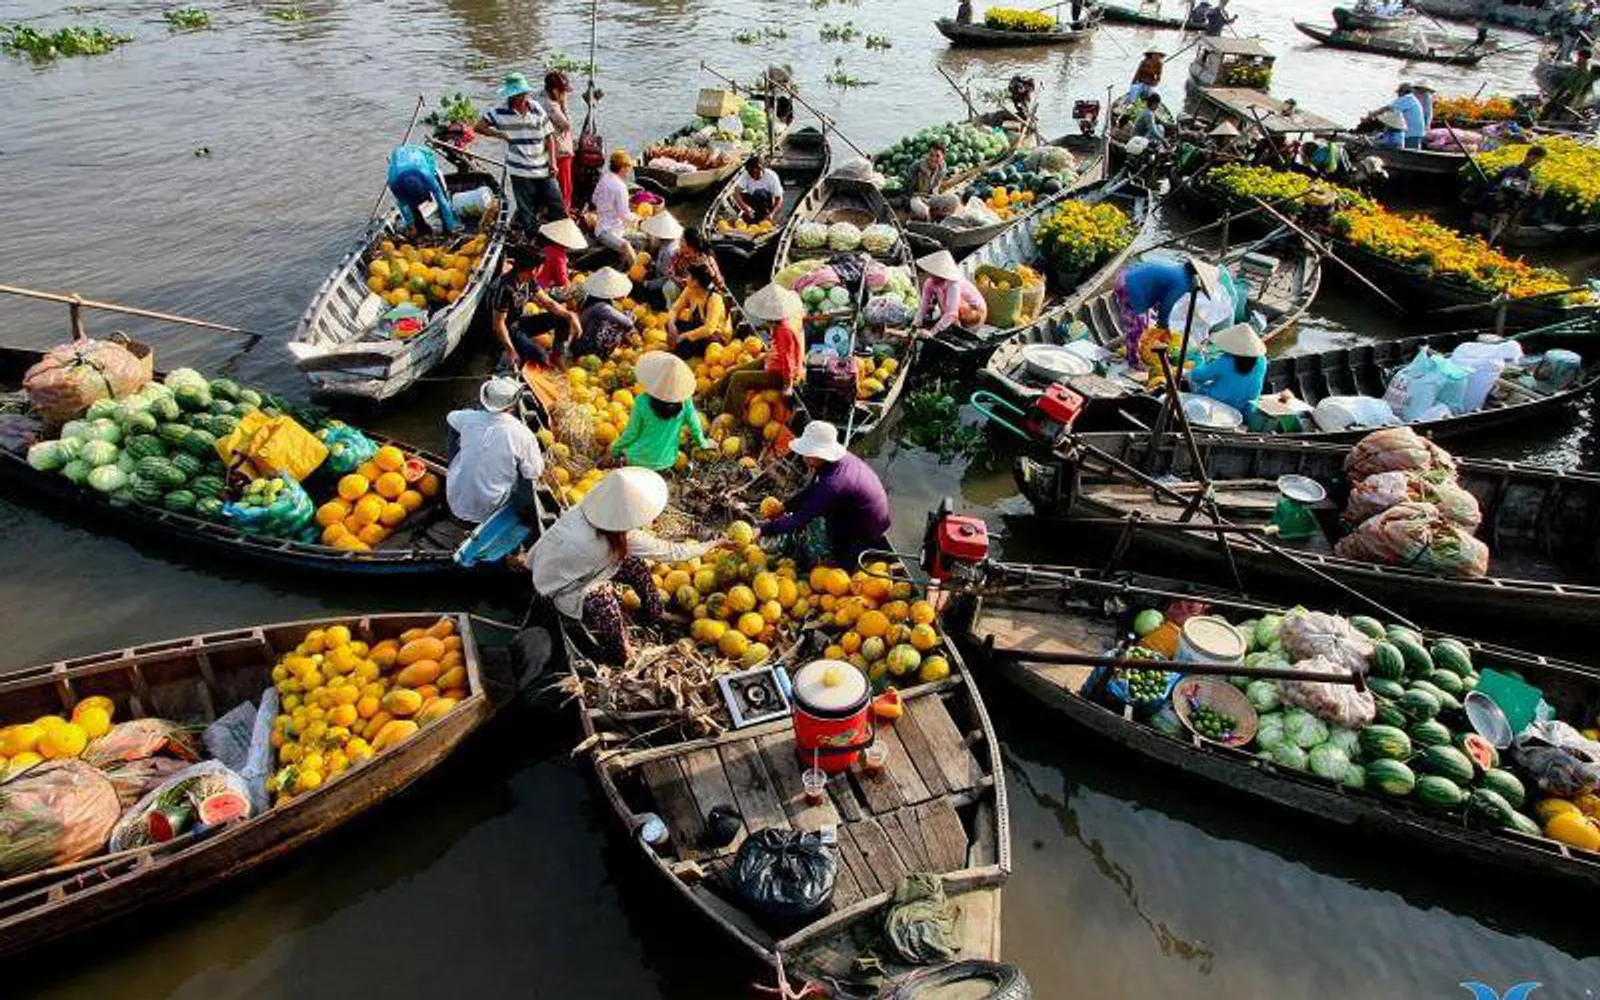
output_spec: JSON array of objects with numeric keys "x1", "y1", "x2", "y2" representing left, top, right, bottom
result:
[
  {"x1": 444, "y1": 409, "x2": 545, "y2": 524},
  {"x1": 592, "y1": 171, "x2": 635, "y2": 236},
  {"x1": 735, "y1": 167, "x2": 782, "y2": 199},
  {"x1": 530, "y1": 505, "x2": 711, "y2": 619}
]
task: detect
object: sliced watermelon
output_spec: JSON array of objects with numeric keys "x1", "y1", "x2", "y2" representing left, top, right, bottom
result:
[{"x1": 197, "y1": 790, "x2": 251, "y2": 826}]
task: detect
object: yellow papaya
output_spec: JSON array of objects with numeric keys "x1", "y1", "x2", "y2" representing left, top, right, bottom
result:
[
  {"x1": 418, "y1": 697, "x2": 458, "y2": 725},
  {"x1": 436, "y1": 665, "x2": 466, "y2": 690},
  {"x1": 394, "y1": 659, "x2": 442, "y2": 688},
  {"x1": 1545, "y1": 810, "x2": 1600, "y2": 852},
  {"x1": 426, "y1": 617, "x2": 456, "y2": 639},
  {"x1": 441, "y1": 635, "x2": 463, "y2": 653},
  {"x1": 441, "y1": 687, "x2": 469, "y2": 702},
  {"x1": 439, "y1": 650, "x2": 464, "y2": 670},
  {"x1": 361, "y1": 710, "x2": 393, "y2": 739},
  {"x1": 370, "y1": 639, "x2": 400, "y2": 669},
  {"x1": 370, "y1": 719, "x2": 419, "y2": 752},
  {"x1": 413, "y1": 684, "x2": 440, "y2": 702},
  {"x1": 382, "y1": 688, "x2": 423, "y2": 717},
  {"x1": 397, "y1": 636, "x2": 445, "y2": 667}
]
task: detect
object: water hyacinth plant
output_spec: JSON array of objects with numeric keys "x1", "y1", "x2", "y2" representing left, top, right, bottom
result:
[
  {"x1": 1, "y1": 24, "x2": 133, "y2": 60},
  {"x1": 163, "y1": 7, "x2": 211, "y2": 30}
]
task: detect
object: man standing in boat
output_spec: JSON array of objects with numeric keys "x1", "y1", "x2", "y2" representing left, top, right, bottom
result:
[
  {"x1": 955, "y1": 0, "x2": 973, "y2": 24},
  {"x1": 476, "y1": 73, "x2": 563, "y2": 235},
  {"x1": 1128, "y1": 49, "x2": 1164, "y2": 102},
  {"x1": 1389, "y1": 83, "x2": 1427, "y2": 150}
]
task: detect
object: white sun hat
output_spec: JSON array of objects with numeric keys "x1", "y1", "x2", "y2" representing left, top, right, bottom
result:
[
  {"x1": 538, "y1": 217, "x2": 588, "y2": 250},
  {"x1": 636, "y1": 350, "x2": 696, "y2": 403},
  {"x1": 789, "y1": 420, "x2": 848, "y2": 462},
  {"x1": 916, "y1": 249, "x2": 962, "y2": 282},
  {"x1": 583, "y1": 266, "x2": 633, "y2": 300},
  {"x1": 1212, "y1": 322, "x2": 1266, "y2": 358},
  {"x1": 640, "y1": 211, "x2": 685, "y2": 240},
  {"x1": 480, "y1": 375, "x2": 521, "y2": 412},
  {"x1": 580, "y1": 467, "x2": 670, "y2": 532},
  {"x1": 745, "y1": 282, "x2": 804, "y2": 323}
]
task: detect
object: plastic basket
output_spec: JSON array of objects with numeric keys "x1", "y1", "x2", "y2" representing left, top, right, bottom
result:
[
  {"x1": 974, "y1": 265, "x2": 1024, "y2": 329},
  {"x1": 697, "y1": 89, "x2": 743, "y2": 118}
]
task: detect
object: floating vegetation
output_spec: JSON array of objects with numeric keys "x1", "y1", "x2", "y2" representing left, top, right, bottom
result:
[
  {"x1": 902, "y1": 383, "x2": 988, "y2": 462},
  {"x1": 865, "y1": 33, "x2": 892, "y2": 50},
  {"x1": 820, "y1": 20, "x2": 861, "y2": 42},
  {"x1": 0, "y1": 24, "x2": 133, "y2": 60},
  {"x1": 733, "y1": 26, "x2": 789, "y2": 44},
  {"x1": 544, "y1": 50, "x2": 596, "y2": 75},
  {"x1": 423, "y1": 91, "x2": 479, "y2": 127},
  {"x1": 823, "y1": 57, "x2": 872, "y2": 89},
  {"x1": 163, "y1": 7, "x2": 211, "y2": 30},
  {"x1": 265, "y1": 4, "x2": 309, "y2": 23}
]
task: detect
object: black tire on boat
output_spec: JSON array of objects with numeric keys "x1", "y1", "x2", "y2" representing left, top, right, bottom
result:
[{"x1": 881, "y1": 961, "x2": 1032, "y2": 1000}]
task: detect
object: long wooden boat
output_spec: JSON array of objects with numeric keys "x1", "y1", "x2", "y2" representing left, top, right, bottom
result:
[
  {"x1": 1292, "y1": 21, "x2": 1490, "y2": 64},
  {"x1": 928, "y1": 176, "x2": 1153, "y2": 363},
  {"x1": 289, "y1": 169, "x2": 509, "y2": 405},
  {"x1": 563, "y1": 545, "x2": 1011, "y2": 992},
  {"x1": 0, "y1": 347, "x2": 483, "y2": 576},
  {"x1": 1332, "y1": 5, "x2": 1416, "y2": 31},
  {"x1": 1412, "y1": 0, "x2": 1556, "y2": 34},
  {"x1": 0, "y1": 612, "x2": 516, "y2": 958},
  {"x1": 1098, "y1": 2, "x2": 1190, "y2": 29},
  {"x1": 704, "y1": 125, "x2": 832, "y2": 266},
  {"x1": 942, "y1": 564, "x2": 1600, "y2": 888},
  {"x1": 935, "y1": 15, "x2": 1098, "y2": 47},
  {"x1": 1467, "y1": 209, "x2": 1600, "y2": 249},
  {"x1": 978, "y1": 226, "x2": 1323, "y2": 411},
  {"x1": 1338, "y1": 132, "x2": 1470, "y2": 193},
  {"x1": 904, "y1": 134, "x2": 1107, "y2": 258},
  {"x1": 636, "y1": 116, "x2": 795, "y2": 202}
]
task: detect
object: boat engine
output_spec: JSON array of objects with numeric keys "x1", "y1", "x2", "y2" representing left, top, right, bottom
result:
[
  {"x1": 1072, "y1": 99, "x2": 1101, "y2": 136},
  {"x1": 1031, "y1": 383, "x2": 1086, "y2": 442},
  {"x1": 923, "y1": 499, "x2": 990, "y2": 584}
]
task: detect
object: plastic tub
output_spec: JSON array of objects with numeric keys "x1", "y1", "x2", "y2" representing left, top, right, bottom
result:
[{"x1": 1176, "y1": 616, "x2": 1247, "y2": 667}]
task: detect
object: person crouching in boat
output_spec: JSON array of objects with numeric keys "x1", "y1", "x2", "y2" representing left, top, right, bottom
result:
[
  {"x1": 534, "y1": 216, "x2": 587, "y2": 299},
  {"x1": 569, "y1": 267, "x2": 637, "y2": 360},
  {"x1": 732, "y1": 155, "x2": 783, "y2": 224},
  {"x1": 666, "y1": 226, "x2": 727, "y2": 300},
  {"x1": 638, "y1": 210, "x2": 685, "y2": 306},
  {"x1": 386, "y1": 144, "x2": 459, "y2": 239},
  {"x1": 667, "y1": 262, "x2": 731, "y2": 359},
  {"x1": 1113, "y1": 257, "x2": 1219, "y2": 373},
  {"x1": 755, "y1": 421, "x2": 891, "y2": 567},
  {"x1": 914, "y1": 250, "x2": 987, "y2": 336},
  {"x1": 1186, "y1": 323, "x2": 1267, "y2": 419},
  {"x1": 489, "y1": 243, "x2": 580, "y2": 371},
  {"x1": 1362, "y1": 107, "x2": 1409, "y2": 150},
  {"x1": 1482, "y1": 143, "x2": 1547, "y2": 245},
  {"x1": 912, "y1": 142, "x2": 948, "y2": 198},
  {"x1": 746, "y1": 282, "x2": 806, "y2": 396},
  {"x1": 608, "y1": 352, "x2": 711, "y2": 471},
  {"x1": 590, "y1": 149, "x2": 640, "y2": 270},
  {"x1": 445, "y1": 376, "x2": 544, "y2": 524},
  {"x1": 519, "y1": 467, "x2": 723, "y2": 664}
]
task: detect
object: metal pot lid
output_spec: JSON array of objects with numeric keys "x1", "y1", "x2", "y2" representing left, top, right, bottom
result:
[
  {"x1": 1178, "y1": 392, "x2": 1243, "y2": 430},
  {"x1": 1276, "y1": 474, "x2": 1327, "y2": 504},
  {"x1": 1020, "y1": 343, "x2": 1094, "y2": 383}
]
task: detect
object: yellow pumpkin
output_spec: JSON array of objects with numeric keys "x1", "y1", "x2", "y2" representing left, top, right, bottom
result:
[{"x1": 1545, "y1": 810, "x2": 1600, "y2": 852}]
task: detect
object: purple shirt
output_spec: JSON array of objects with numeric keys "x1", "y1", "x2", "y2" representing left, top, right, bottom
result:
[{"x1": 764, "y1": 453, "x2": 891, "y2": 562}]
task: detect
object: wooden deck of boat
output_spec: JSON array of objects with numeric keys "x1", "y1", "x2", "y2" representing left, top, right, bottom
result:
[{"x1": 971, "y1": 605, "x2": 1115, "y2": 695}]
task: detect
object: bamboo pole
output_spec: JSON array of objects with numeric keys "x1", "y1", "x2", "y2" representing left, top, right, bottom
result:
[
  {"x1": 0, "y1": 284, "x2": 266, "y2": 344},
  {"x1": 368, "y1": 95, "x2": 429, "y2": 221}
]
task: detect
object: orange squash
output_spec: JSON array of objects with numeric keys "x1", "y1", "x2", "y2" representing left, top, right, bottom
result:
[
  {"x1": 394, "y1": 659, "x2": 442, "y2": 688},
  {"x1": 397, "y1": 636, "x2": 445, "y2": 667}
]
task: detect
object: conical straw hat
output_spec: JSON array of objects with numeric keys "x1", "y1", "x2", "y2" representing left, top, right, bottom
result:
[
  {"x1": 636, "y1": 350, "x2": 696, "y2": 403},
  {"x1": 580, "y1": 467, "x2": 670, "y2": 532}
]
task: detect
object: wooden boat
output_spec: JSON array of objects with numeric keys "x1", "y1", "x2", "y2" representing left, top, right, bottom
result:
[
  {"x1": 289, "y1": 169, "x2": 509, "y2": 405},
  {"x1": 1292, "y1": 20, "x2": 1491, "y2": 63},
  {"x1": 1535, "y1": 57, "x2": 1600, "y2": 109},
  {"x1": 1467, "y1": 209, "x2": 1600, "y2": 249},
  {"x1": 1332, "y1": 4, "x2": 1416, "y2": 31},
  {"x1": 927, "y1": 176, "x2": 1153, "y2": 364},
  {"x1": 935, "y1": 14, "x2": 1098, "y2": 47},
  {"x1": 563, "y1": 547, "x2": 1011, "y2": 992},
  {"x1": 1013, "y1": 431, "x2": 1600, "y2": 641},
  {"x1": 635, "y1": 115, "x2": 795, "y2": 203},
  {"x1": 903, "y1": 134, "x2": 1108, "y2": 258},
  {"x1": 1338, "y1": 133, "x2": 1470, "y2": 193},
  {"x1": 1098, "y1": 2, "x2": 1189, "y2": 29},
  {"x1": 704, "y1": 125, "x2": 832, "y2": 266},
  {"x1": 978, "y1": 226, "x2": 1323, "y2": 411},
  {"x1": 0, "y1": 612, "x2": 516, "y2": 958},
  {"x1": 1411, "y1": 0, "x2": 1557, "y2": 34},
  {"x1": 0, "y1": 346, "x2": 484, "y2": 577},
  {"x1": 1186, "y1": 37, "x2": 1279, "y2": 101},
  {"x1": 942, "y1": 563, "x2": 1600, "y2": 888}
]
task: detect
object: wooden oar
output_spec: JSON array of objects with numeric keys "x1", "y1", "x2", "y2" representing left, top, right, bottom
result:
[
  {"x1": 1246, "y1": 196, "x2": 1408, "y2": 314},
  {"x1": 936, "y1": 65, "x2": 982, "y2": 122},
  {"x1": 1427, "y1": 284, "x2": 1596, "y2": 316},
  {"x1": 0, "y1": 284, "x2": 267, "y2": 345}
]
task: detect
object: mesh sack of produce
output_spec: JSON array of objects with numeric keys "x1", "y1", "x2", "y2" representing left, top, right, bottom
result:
[
  {"x1": 0, "y1": 760, "x2": 122, "y2": 877},
  {"x1": 1278, "y1": 608, "x2": 1373, "y2": 675},
  {"x1": 1278, "y1": 654, "x2": 1376, "y2": 729},
  {"x1": 319, "y1": 424, "x2": 378, "y2": 475},
  {"x1": 883, "y1": 872, "x2": 960, "y2": 965},
  {"x1": 727, "y1": 828, "x2": 836, "y2": 922},
  {"x1": 1343, "y1": 470, "x2": 1481, "y2": 529},
  {"x1": 82, "y1": 718, "x2": 200, "y2": 768},
  {"x1": 1511, "y1": 720, "x2": 1600, "y2": 798},
  {"x1": 1343, "y1": 427, "x2": 1457, "y2": 484},
  {"x1": 108, "y1": 761, "x2": 253, "y2": 852},
  {"x1": 863, "y1": 294, "x2": 914, "y2": 329},
  {"x1": 102, "y1": 756, "x2": 193, "y2": 809},
  {"x1": 23, "y1": 338, "x2": 151, "y2": 426},
  {"x1": 1334, "y1": 502, "x2": 1489, "y2": 577}
]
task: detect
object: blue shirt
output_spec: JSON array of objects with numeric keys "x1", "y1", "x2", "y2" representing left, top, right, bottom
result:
[
  {"x1": 1390, "y1": 93, "x2": 1425, "y2": 140},
  {"x1": 1189, "y1": 354, "x2": 1266, "y2": 416},
  {"x1": 1120, "y1": 260, "x2": 1192, "y2": 318},
  {"x1": 386, "y1": 145, "x2": 458, "y2": 232}
]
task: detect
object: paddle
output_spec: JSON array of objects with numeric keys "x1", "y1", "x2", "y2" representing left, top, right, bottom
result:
[
  {"x1": 0, "y1": 283, "x2": 268, "y2": 346},
  {"x1": 1427, "y1": 284, "x2": 1598, "y2": 316},
  {"x1": 935, "y1": 64, "x2": 982, "y2": 121},
  {"x1": 368, "y1": 95, "x2": 429, "y2": 223},
  {"x1": 701, "y1": 60, "x2": 873, "y2": 162},
  {"x1": 1246, "y1": 195, "x2": 1409, "y2": 315}
]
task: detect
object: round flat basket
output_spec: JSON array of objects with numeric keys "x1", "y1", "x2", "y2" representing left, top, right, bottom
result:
[
  {"x1": 1020, "y1": 343, "x2": 1094, "y2": 384},
  {"x1": 1276, "y1": 474, "x2": 1327, "y2": 504},
  {"x1": 822, "y1": 207, "x2": 875, "y2": 228},
  {"x1": 1171, "y1": 675, "x2": 1259, "y2": 748},
  {"x1": 1178, "y1": 392, "x2": 1243, "y2": 431}
]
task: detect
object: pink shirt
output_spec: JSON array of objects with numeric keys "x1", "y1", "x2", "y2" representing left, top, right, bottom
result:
[
  {"x1": 917, "y1": 277, "x2": 987, "y2": 333},
  {"x1": 592, "y1": 171, "x2": 636, "y2": 236}
]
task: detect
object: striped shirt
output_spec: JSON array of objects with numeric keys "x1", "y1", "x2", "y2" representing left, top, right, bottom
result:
[{"x1": 485, "y1": 103, "x2": 553, "y2": 179}]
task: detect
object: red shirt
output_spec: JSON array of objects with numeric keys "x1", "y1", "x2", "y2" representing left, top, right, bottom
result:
[
  {"x1": 536, "y1": 245, "x2": 569, "y2": 290},
  {"x1": 766, "y1": 318, "x2": 803, "y2": 385}
]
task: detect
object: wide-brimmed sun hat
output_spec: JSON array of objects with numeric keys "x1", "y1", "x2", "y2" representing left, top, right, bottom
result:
[
  {"x1": 1213, "y1": 322, "x2": 1266, "y2": 358},
  {"x1": 581, "y1": 467, "x2": 670, "y2": 532},
  {"x1": 538, "y1": 217, "x2": 587, "y2": 250},
  {"x1": 583, "y1": 267, "x2": 633, "y2": 300},
  {"x1": 636, "y1": 351, "x2": 696, "y2": 403},
  {"x1": 499, "y1": 72, "x2": 535, "y2": 100},
  {"x1": 1187, "y1": 257, "x2": 1224, "y2": 300},
  {"x1": 640, "y1": 211, "x2": 684, "y2": 240},
  {"x1": 745, "y1": 283, "x2": 804, "y2": 323},
  {"x1": 1373, "y1": 108, "x2": 1407, "y2": 130},
  {"x1": 916, "y1": 249, "x2": 962, "y2": 282},
  {"x1": 789, "y1": 420, "x2": 848, "y2": 462},
  {"x1": 480, "y1": 375, "x2": 521, "y2": 411},
  {"x1": 1208, "y1": 120, "x2": 1241, "y2": 137}
]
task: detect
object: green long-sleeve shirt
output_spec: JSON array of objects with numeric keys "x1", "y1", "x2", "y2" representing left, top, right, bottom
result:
[{"x1": 610, "y1": 396, "x2": 711, "y2": 470}]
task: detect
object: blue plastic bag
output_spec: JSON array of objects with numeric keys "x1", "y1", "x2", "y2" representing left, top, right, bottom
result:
[{"x1": 319, "y1": 423, "x2": 378, "y2": 475}]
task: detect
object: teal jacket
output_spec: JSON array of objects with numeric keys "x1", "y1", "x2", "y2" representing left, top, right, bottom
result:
[{"x1": 610, "y1": 396, "x2": 711, "y2": 471}]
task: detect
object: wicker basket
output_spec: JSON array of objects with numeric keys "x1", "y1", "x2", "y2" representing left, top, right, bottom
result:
[{"x1": 696, "y1": 88, "x2": 743, "y2": 118}]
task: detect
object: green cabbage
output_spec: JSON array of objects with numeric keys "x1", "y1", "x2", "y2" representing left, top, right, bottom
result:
[
  {"x1": 61, "y1": 459, "x2": 91, "y2": 485},
  {"x1": 1341, "y1": 762, "x2": 1366, "y2": 790},
  {"x1": 1282, "y1": 709, "x2": 1329, "y2": 749},
  {"x1": 164, "y1": 367, "x2": 208, "y2": 392},
  {"x1": 1246, "y1": 680, "x2": 1281, "y2": 713},
  {"x1": 1237, "y1": 618, "x2": 1260, "y2": 652},
  {"x1": 1271, "y1": 742, "x2": 1308, "y2": 770},
  {"x1": 26, "y1": 440, "x2": 65, "y2": 472},
  {"x1": 1254, "y1": 712, "x2": 1285, "y2": 752},
  {"x1": 85, "y1": 418, "x2": 122, "y2": 444},
  {"x1": 56, "y1": 437, "x2": 84, "y2": 461},
  {"x1": 87, "y1": 464, "x2": 127, "y2": 493},
  {"x1": 1308, "y1": 743, "x2": 1351, "y2": 780},
  {"x1": 79, "y1": 440, "x2": 119, "y2": 468},
  {"x1": 1255, "y1": 615, "x2": 1283, "y2": 650},
  {"x1": 1327, "y1": 728, "x2": 1362, "y2": 761},
  {"x1": 60, "y1": 420, "x2": 93, "y2": 441}
]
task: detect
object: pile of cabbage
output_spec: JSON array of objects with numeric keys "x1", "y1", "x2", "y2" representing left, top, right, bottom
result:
[
  {"x1": 860, "y1": 223, "x2": 899, "y2": 254},
  {"x1": 794, "y1": 222, "x2": 830, "y2": 251},
  {"x1": 773, "y1": 257, "x2": 919, "y2": 326}
]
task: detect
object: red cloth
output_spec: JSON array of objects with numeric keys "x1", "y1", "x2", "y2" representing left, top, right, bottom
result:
[
  {"x1": 553, "y1": 155, "x2": 574, "y2": 211},
  {"x1": 537, "y1": 245, "x2": 569, "y2": 290},
  {"x1": 766, "y1": 318, "x2": 803, "y2": 385}
]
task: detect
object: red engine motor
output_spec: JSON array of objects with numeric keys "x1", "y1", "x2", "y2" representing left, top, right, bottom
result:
[
  {"x1": 923, "y1": 500, "x2": 990, "y2": 582},
  {"x1": 1031, "y1": 383, "x2": 1085, "y2": 442},
  {"x1": 1072, "y1": 100, "x2": 1102, "y2": 136}
]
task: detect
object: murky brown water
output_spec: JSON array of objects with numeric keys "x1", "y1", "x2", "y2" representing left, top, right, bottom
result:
[{"x1": 3, "y1": 0, "x2": 1598, "y2": 995}]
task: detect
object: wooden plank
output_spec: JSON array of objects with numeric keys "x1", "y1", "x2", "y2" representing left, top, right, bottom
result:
[
  {"x1": 881, "y1": 808, "x2": 933, "y2": 872},
  {"x1": 891, "y1": 702, "x2": 949, "y2": 798},
  {"x1": 876, "y1": 726, "x2": 933, "y2": 806},
  {"x1": 827, "y1": 770, "x2": 863, "y2": 823},
  {"x1": 958, "y1": 886, "x2": 1001, "y2": 960},
  {"x1": 849, "y1": 752, "x2": 904, "y2": 815},
  {"x1": 717, "y1": 739, "x2": 791, "y2": 834},
  {"x1": 907, "y1": 695, "x2": 982, "y2": 794},
  {"x1": 829, "y1": 851, "x2": 865, "y2": 909},
  {"x1": 846, "y1": 816, "x2": 909, "y2": 894},
  {"x1": 680, "y1": 747, "x2": 744, "y2": 856},
  {"x1": 968, "y1": 800, "x2": 998, "y2": 868},
  {"x1": 757, "y1": 732, "x2": 839, "y2": 831},
  {"x1": 835, "y1": 825, "x2": 882, "y2": 896},
  {"x1": 914, "y1": 798, "x2": 971, "y2": 873},
  {"x1": 639, "y1": 758, "x2": 709, "y2": 860}
]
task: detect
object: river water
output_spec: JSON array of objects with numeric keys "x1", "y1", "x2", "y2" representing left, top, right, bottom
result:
[{"x1": 2, "y1": 0, "x2": 1597, "y2": 995}]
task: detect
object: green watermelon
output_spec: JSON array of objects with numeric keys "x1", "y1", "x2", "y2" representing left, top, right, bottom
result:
[
  {"x1": 238, "y1": 388, "x2": 263, "y2": 408},
  {"x1": 130, "y1": 474, "x2": 165, "y2": 504},
  {"x1": 1427, "y1": 669, "x2": 1465, "y2": 698},
  {"x1": 1341, "y1": 762, "x2": 1366, "y2": 791},
  {"x1": 1366, "y1": 758, "x2": 1417, "y2": 797},
  {"x1": 1359, "y1": 725, "x2": 1412, "y2": 761},
  {"x1": 174, "y1": 383, "x2": 212, "y2": 412},
  {"x1": 181, "y1": 428, "x2": 217, "y2": 457},
  {"x1": 1505, "y1": 811, "x2": 1542, "y2": 838},
  {"x1": 1369, "y1": 642, "x2": 1406, "y2": 680},
  {"x1": 1385, "y1": 625, "x2": 1424, "y2": 648},
  {"x1": 1467, "y1": 788, "x2": 1516, "y2": 828},
  {"x1": 1409, "y1": 719, "x2": 1453, "y2": 748},
  {"x1": 1400, "y1": 688, "x2": 1441, "y2": 722},
  {"x1": 1419, "y1": 745, "x2": 1475, "y2": 786},
  {"x1": 135, "y1": 457, "x2": 186, "y2": 490},
  {"x1": 1368, "y1": 677, "x2": 1406, "y2": 700},
  {"x1": 1374, "y1": 702, "x2": 1407, "y2": 728},
  {"x1": 1413, "y1": 774, "x2": 1468, "y2": 810},
  {"x1": 1476, "y1": 769, "x2": 1526, "y2": 809},
  {"x1": 164, "y1": 490, "x2": 197, "y2": 513},
  {"x1": 123, "y1": 410, "x2": 158, "y2": 435},
  {"x1": 1456, "y1": 733, "x2": 1499, "y2": 773},
  {"x1": 125, "y1": 434, "x2": 166, "y2": 461},
  {"x1": 211, "y1": 413, "x2": 239, "y2": 435},
  {"x1": 194, "y1": 496, "x2": 225, "y2": 519},
  {"x1": 1349, "y1": 615, "x2": 1385, "y2": 640},
  {"x1": 1430, "y1": 639, "x2": 1473, "y2": 677},
  {"x1": 191, "y1": 475, "x2": 225, "y2": 499},
  {"x1": 209, "y1": 378, "x2": 241, "y2": 401},
  {"x1": 1391, "y1": 635, "x2": 1433, "y2": 676},
  {"x1": 170, "y1": 452, "x2": 203, "y2": 479},
  {"x1": 158, "y1": 422, "x2": 192, "y2": 445}
]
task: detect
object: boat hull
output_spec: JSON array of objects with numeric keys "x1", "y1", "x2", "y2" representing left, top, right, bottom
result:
[{"x1": 935, "y1": 17, "x2": 1096, "y2": 46}]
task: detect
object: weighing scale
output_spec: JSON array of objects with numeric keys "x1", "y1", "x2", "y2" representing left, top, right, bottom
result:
[{"x1": 1272, "y1": 474, "x2": 1326, "y2": 541}]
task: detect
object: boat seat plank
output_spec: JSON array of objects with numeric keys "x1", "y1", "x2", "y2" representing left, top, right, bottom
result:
[
  {"x1": 681, "y1": 747, "x2": 746, "y2": 857},
  {"x1": 835, "y1": 824, "x2": 884, "y2": 896},
  {"x1": 640, "y1": 758, "x2": 710, "y2": 860},
  {"x1": 1083, "y1": 482, "x2": 1280, "y2": 516},
  {"x1": 828, "y1": 771, "x2": 865, "y2": 823},
  {"x1": 850, "y1": 752, "x2": 906, "y2": 815},
  {"x1": 959, "y1": 886, "x2": 1001, "y2": 959},
  {"x1": 845, "y1": 817, "x2": 910, "y2": 891},
  {"x1": 888, "y1": 707, "x2": 949, "y2": 799},
  {"x1": 876, "y1": 726, "x2": 934, "y2": 806},
  {"x1": 717, "y1": 739, "x2": 792, "y2": 835},
  {"x1": 881, "y1": 807, "x2": 934, "y2": 872},
  {"x1": 829, "y1": 849, "x2": 866, "y2": 909},
  {"x1": 758, "y1": 733, "x2": 841, "y2": 831},
  {"x1": 914, "y1": 798, "x2": 972, "y2": 873},
  {"x1": 905, "y1": 696, "x2": 982, "y2": 795}
]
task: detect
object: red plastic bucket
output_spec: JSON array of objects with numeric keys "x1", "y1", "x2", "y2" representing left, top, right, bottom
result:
[{"x1": 791, "y1": 659, "x2": 873, "y2": 773}]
